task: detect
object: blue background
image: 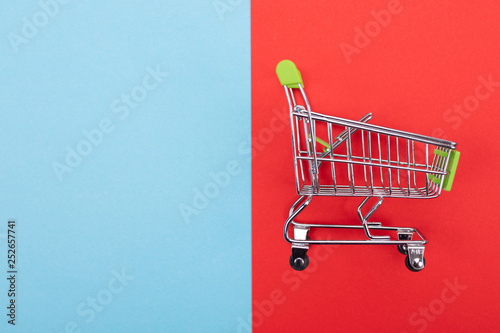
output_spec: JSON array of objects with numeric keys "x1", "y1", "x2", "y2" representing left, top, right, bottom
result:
[{"x1": 0, "y1": 1, "x2": 250, "y2": 332}]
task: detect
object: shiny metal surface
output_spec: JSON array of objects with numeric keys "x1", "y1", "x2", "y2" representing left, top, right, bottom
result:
[{"x1": 281, "y1": 79, "x2": 458, "y2": 270}]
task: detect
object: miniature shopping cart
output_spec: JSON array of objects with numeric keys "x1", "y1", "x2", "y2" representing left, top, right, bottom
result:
[{"x1": 276, "y1": 60, "x2": 460, "y2": 272}]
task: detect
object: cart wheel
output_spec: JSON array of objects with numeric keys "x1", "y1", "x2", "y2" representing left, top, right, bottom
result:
[
  {"x1": 289, "y1": 254, "x2": 309, "y2": 271},
  {"x1": 397, "y1": 244, "x2": 407, "y2": 255},
  {"x1": 405, "y1": 255, "x2": 426, "y2": 272}
]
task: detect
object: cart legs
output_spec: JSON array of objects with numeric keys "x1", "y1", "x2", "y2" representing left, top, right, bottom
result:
[
  {"x1": 284, "y1": 196, "x2": 427, "y2": 272},
  {"x1": 290, "y1": 227, "x2": 310, "y2": 271},
  {"x1": 357, "y1": 197, "x2": 389, "y2": 240},
  {"x1": 397, "y1": 229, "x2": 426, "y2": 272},
  {"x1": 284, "y1": 196, "x2": 313, "y2": 271}
]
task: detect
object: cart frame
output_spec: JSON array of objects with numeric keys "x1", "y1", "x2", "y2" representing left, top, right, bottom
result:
[{"x1": 276, "y1": 60, "x2": 460, "y2": 272}]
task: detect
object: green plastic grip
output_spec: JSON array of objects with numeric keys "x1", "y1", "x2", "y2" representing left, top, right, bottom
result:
[
  {"x1": 429, "y1": 149, "x2": 461, "y2": 191},
  {"x1": 308, "y1": 134, "x2": 330, "y2": 153},
  {"x1": 276, "y1": 60, "x2": 303, "y2": 88}
]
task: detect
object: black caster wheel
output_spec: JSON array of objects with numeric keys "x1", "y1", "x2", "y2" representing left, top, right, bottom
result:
[
  {"x1": 405, "y1": 255, "x2": 426, "y2": 272},
  {"x1": 397, "y1": 244, "x2": 408, "y2": 255},
  {"x1": 289, "y1": 254, "x2": 309, "y2": 271}
]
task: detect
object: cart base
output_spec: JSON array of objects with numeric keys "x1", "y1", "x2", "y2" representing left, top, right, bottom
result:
[{"x1": 285, "y1": 195, "x2": 427, "y2": 272}]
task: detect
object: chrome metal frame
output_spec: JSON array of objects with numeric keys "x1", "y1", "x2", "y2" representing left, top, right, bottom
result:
[{"x1": 282, "y1": 82, "x2": 458, "y2": 271}]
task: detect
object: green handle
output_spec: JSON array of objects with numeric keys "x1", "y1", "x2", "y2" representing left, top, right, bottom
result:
[
  {"x1": 429, "y1": 149, "x2": 461, "y2": 191},
  {"x1": 276, "y1": 60, "x2": 303, "y2": 88},
  {"x1": 442, "y1": 150, "x2": 460, "y2": 191}
]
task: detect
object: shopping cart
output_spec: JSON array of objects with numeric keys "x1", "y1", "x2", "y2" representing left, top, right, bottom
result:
[{"x1": 276, "y1": 60, "x2": 461, "y2": 272}]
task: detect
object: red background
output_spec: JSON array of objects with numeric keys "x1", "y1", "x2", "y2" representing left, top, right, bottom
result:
[{"x1": 252, "y1": 1, "x2": 500, "y2": 332}]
